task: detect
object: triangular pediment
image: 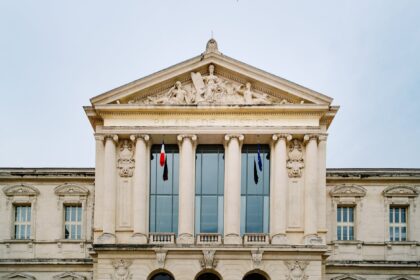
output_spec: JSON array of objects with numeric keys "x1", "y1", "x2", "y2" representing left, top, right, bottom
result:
[{"x1": 90, "y1": 39, "x2": 333, "y2": 106}]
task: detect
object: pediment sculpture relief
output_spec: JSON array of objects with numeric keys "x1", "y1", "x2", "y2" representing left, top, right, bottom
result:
[
  {"x1": 330, "y1": 185, "x2": 367, "y2": 198},
  {"x1": 383, "y1": 186, "x2": 418, "y2": 198},
  {"x1": 3, "y1": 184, "x2": 40, "y2": 197},
  {"x1": 129, "y1": 64, "x2": 285, "y2": 105},
  {"x1": 287, "y1": 139, "x2": 304, "y2": 178}
]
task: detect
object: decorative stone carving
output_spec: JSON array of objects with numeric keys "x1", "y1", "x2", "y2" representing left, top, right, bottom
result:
[
  {"x1": 287, "y1": 139, "x2": 304, "y2": 178},
  {"x1": 284, "y1": 261, "x2": 309, "y2": 280},
  {"x1": 3, "y1": 184, "x2": 39, "y2": 197},
  {"x1": 53, "y1": 272, "x2": 86, "y2": 279},
  {"x1": 330, "y1": 275, "x2": 366, "y2": 280},
  {"x1": 204, "y1": 38, "x2": 221, "y2": 54},
  {"x1": 330, "y1": 185, "x2": 367, "y2": 198},
  {"x1": 388, "y1": 276, "x2": 416, "y2": 280},
  {"x1": 155, "y1": 249, "x2": 167, "y2": 268},
  {"x1": 111, "y1": 259, "x2": 132, "y2": 280},
  {"x1": 251, "y1": 249, "x2": 263, "y2": 268},
  {"x1": 303, "y1": 234, "x2": 323, "y2": 245},
  {"x1": 2, "y1": 272, "x2": 36, "y2": 279},
  {"x1": 54, "y1": 184, "x2": 89, "y2": 196},
  {"x1": 117, "y1": 140, "x2": 135, "y2": 177},
  {"x1": 200, "y1": 249, "x2": 217, "y2": 269},
  {"x1": 383, "y1": 186, "x2": 418, "y2": 197},
  {"x1": 130, "y1": 64, "x2": 276, "y2": 105}
]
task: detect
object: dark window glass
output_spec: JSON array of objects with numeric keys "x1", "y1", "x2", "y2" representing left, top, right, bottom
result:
[
  {"x1": 195, "y1": 145, "x2": 224, "y2": 234},
  {"x1": 150, "y1": 273, "x2": 174, "y2": 280},
  {"x1": 241, "y1": 145, "x2": 270, "y2": 234},
  {"x1": 197, "y1": 273, "x2": 220, "y2": 280},
  {"x1": 243, "y1": 273, "x2": 267, "y2": 280},
  {"x1": 150, "y1": 145, "x2": 179, "y2": 233}
]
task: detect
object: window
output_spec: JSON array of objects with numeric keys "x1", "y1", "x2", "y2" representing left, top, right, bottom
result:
[
  {"x1": 389, "y1": 207, "x2": 407, "y2": 241},
  {"x1": 195, "y1": 145, "x2": 224, "y2": 234},
  {"x1": 150, "y1": 273, "x2": 174, "y2": 280},
  {"x1": 150, "y1": 145, "x2": 179, "y2": 233},
  {"x1": 241, "y1": 145, "x2": 270, "y2": 234},
  {"x1": 14, "y1": 205, "x2": 31, "y2": 240},
  {"x1": 336, "y1": 206, "x2": 354, "y2": 241},
  {"x1": 64, "y1": 205, "x2": 82, "y2": 239}
]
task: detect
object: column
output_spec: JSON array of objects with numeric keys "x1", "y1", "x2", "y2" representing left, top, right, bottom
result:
[
  {"x1": 317, "y1": 134, "x2": 328, "y2": 233},
  {"x1": 177, "y1": 134, "x2": 197, "y2": 244},
  {"x1": 130, "y1": 134, "x2": 150, "y2": 243},
  {"x1": 303, "y1": 134, "x2": 321, "y2": 244},
  {"x1": 223, "y1": 134, "x2": 244, "y2": 244},
  {"x1": 100, "y1": 135, "x2": 118, "y2": 243},
  {"x1": 270, "y1": 134, "x2": 292, "y2": 244},
  {"x1": 93, "y1": 135, "x2": 104, "y2": 234}
]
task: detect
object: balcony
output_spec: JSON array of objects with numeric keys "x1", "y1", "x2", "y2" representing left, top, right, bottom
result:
[
  {"x1": 243, "y1": 233, "x2": 270, "y2": 245},
  {"x1": 149, "y1": 233, "x2": 175, "y2": 244},
  {"x1": 196, "y1": 233, "x2": 222, "y2": 245}
]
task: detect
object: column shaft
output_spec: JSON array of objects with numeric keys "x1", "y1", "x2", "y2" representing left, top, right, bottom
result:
[
  {"x1": 101, "y1": 135, "x2": 118, "y2": 243},
  {"x1": 317, "y1": 135, "x2": 327, "y2": 231},
  {"x1": 304, "y1": 135, "x2": 318, "y2": 240},
  {"x1": 177, "y1": 135, "x2": 196, "y2": 244},
  {"x1": 94, "y1": 135, "x2": 104, "y2": 232},
  {"x1": 131, "y1": 135, "x2": 149, "y2": 243},
  {"x1": 270, "y1": 134, "x2": 291, "y2": 244},
  {"x1": 224, "y1": 134, "x2": 243, "y2": 244}
]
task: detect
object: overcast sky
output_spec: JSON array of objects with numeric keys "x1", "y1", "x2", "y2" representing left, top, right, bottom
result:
[{"x1": 0, "y1": 0, "x2": 419, "y2": 168}]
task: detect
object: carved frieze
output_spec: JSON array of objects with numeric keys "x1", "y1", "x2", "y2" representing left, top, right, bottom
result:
[
  {"x1": 53, "y1": 272, "x2": 86, "y2": 279},
  {"x1": 287, "y1": 139, "x2": 304, "y2": 178},
  {"x1": 383, "y1": 186, "x2": 418, "y2": 198},
  {"x1": 54, "y1": 184, "x2": 89, "y2": 196},
  {"x1": 117, "y1": 140, "x2": 135, "y2": 177},
  {"x1": 3, "y1": 184, "x2": 39, "y2": 197},
  {"x1": 111, "y1": 259, "x2": 132, "y2": 280},
  {"x1": 284, "y1": 261, "x2": 309, "y2": 280},
  {"x1": 251, "y1": 249, "x2": 263, "y2": 268},
  {"x1": 330, "y1": 185, "x2": 367, "y2": 198},
  {"x1": 129, "y1": 64, "x2": 278, "y2": 105},
  {"x1": 2, "y1": 272, "x2": 36, "y2": 279},
  {"x1": 200, "y1": 249, "x2": 217, "y2": 269}
]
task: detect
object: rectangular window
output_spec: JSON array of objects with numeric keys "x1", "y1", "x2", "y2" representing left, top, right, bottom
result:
[
  {"x1": 336, "y1": 206, "x2": 354, "y2": 241},
  {"x1": 64, "y1": 205, "x2": 82, "y2": 239},
  {"x1": 389, "y1": 207, "x2": 407, "y2": 241},
  {"x1": 240, "y1": 145, "x2": 270, "y2": 234},
  {"x1": 195, "y1": 145, "x2": 224, "y2": 234},
  {"x1": 14, "y1": 205, "x2": 31, "y2": 240},
  {"x1": 150, "y1": 145, "x2": 179, "y2": 233}
]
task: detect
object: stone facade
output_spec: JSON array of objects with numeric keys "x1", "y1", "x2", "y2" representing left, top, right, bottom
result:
[{"x1": 0, "y1": 40, "x2": 419, "y2": 279}]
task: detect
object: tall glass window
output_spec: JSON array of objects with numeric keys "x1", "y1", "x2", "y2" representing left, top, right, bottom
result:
[
  {"x1": 195, "y1": 145, "x2": 224, "y2": 234},
  {"x1": 14, "y1": 205, "x2": 31, "y2": 239},
  {"x1": 336, "y1": 206, "x2": 354, "y2": 241},
  {"x1": 150, "y1": 145, "x2": 179, "y2": 233},
  {"x1": 389, "y1": 207, "x2": 407, "y2": 241},
  {"x1": 240, "y1": 145, "x2": 270, "y2": 234},
  {"x1": 64, "y1": 205, "x2": 82, "y2": 240}
]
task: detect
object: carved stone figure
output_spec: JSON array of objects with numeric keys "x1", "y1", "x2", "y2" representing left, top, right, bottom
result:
[
  {"x1": 200, "y1": 249, "x2": 217, "y2": 269},
  {"x1": 285, "y1": 261, "x2": 309, "y2": 280},
  {"x1": 235, "y1": 82, "x2": 270, "y2": 104},
  {"x1": 155, "y1": 249, "x2": 167, "y2": 268},
  {"x1": 117, "y1": 140, "x2": 135, "y2": 177},
  {"x1": 287, "y1": 139, "x2": 304, "y2": 178},
  {"x1": 251, "y1": 249, "x2": 263, "y2": 268},
  {"x1": 111, "y1": 259, "x2": 132, "y2": 280}
]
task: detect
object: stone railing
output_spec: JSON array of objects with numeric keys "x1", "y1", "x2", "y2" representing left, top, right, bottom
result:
[
  {"x1": 196, "y1": 233, "x2": 222, "y2": 245},
  {"x1": 243, "y1": 233, "x2": 270, "y2": 245},
  {"x1": 149, "y1": 233, "x2": 176, "y2": 244}
]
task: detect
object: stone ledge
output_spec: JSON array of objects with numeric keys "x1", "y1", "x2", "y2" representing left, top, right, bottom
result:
[
  {"x1": 0, "y1": 258, "x2": 93, "y2": 265},
  {"x1": 327, "y1": 260, "x2": 420, "y2": 267}
]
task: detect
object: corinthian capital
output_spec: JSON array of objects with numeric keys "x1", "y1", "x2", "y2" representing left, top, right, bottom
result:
[
  {"x1": 318, "y1": 134, "x2": 328, "y2": 142},
  {"x1": 104, "y1": 134, "x2": 119, "y2": 143},
  {"x1": 129, "y1": 134, "x2": 150, "y2": 143},
  {"x1": 303, "y1": 134, "x2": 318, "y2": 144},
  {"x1": 177, "y1": 134, "x2": 197, "y2": 143},
  {"x1": 224, "y1": 134, "x2": 244, "y2": 142},
  {"x1": 272, "y1": 134, "x2": 292, "y2": 142}
]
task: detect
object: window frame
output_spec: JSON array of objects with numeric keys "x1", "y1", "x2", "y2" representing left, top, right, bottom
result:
[
  {"x1": 336, "y1": 206, "x2": 355, "y2": 241},
  {"x1": 389, "y1": 206, "x2": 408, "y2": 242},
  {"x1": 64, "y1": 204, "x2": 83, "y2": 240},
  {"x1": 13, "y1": 204, "x2": 32, "y2": 240}
]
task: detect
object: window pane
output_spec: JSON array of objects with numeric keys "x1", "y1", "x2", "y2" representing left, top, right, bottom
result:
[
  {"x1": 401, "y1": 208, "x2": 406, "y2": 223},
  {"x1": 201, "y1": 153, "x2": 219, "y2": 195},
  {"x1": 15, "y1": 207, "x2": 21, "y2": 222},
  {"x1": 343, "y1": 207, "x2": 348, "y2": 222},
  {"x1": 401, "y1": 226, "x2": 406, "y2": 241},
  {"x1": 20, "y1": 225, "x2": 25, "y2": 239},
  {"x1": 337, "y1": 226, "x2": 342, "y2": 241},
  {"x1": 389, "y1": 227, "x2": 394, "y2": 241},
  {"x1": 77, "y1": 207, "x2": 82, "y2": 222},
  {"x1": 155, "y1": 196, "x2": 173, "y2": 232},
  {"x1": 77, "y1": 225, "x2": 81, "y2": 239},
  {"x1": 389, "y1": 208, "x2": 393, "y2": 223},
  {"x1": 65, "y1": 225, "x2": 70, "y2": 239},
  {"x1": 343, "y1": 226, "x2": 348, "y2": 240},
  {"x1": 149, "y1": 196, "x2": 156, "y2": 232},
  {"x1": 349, "y1": 208, "x2": 354, "y2": 222},
  {"x1": 395, "y1": 227, "x2": 400, "y2": 240},
  {"x1": 337, "y1": 207, "x2": 341, "y2": 222},
  {"x1": 395, "y1": 208, "x2": 400, "y2": 223},
  {"x1": 201, "y1": 196, "x2": 218, "y2": 233},
  {"x1": 26, "y1": 207, "x2": 31, "y2": 221},
  {"x1": 218, "y1": 197, "x2": 224, "y2": 234},
  {"x1": 246, "y1": 196, "x2": 263, "y2": 233},
  {"x1": 349, "y1": 226, "x2": 354, "y2": 240}
]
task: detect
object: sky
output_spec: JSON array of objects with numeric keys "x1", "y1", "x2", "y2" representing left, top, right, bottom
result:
[{"x1": 0, "y1": 0, "x2": 419, "y2": 168}]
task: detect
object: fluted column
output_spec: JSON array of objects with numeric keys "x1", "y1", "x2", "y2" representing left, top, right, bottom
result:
[
  {"x1": 94, "y1": 135, "x2": 104, "y2": 234},
  {"x1": 130, "y1": 134, "x2": 150, "y2": 243},
  {"x1": 100, "y1": 135, "x2": 118, "y2": 243},
  {"x1": 177, "y1": 134, "x2": 197, "y2": 244},
  {"x1": 317, "y1": 134, "x2": 328, "y2": 233},
  {"x1": 303, "y1": 134, "x2": 320, "y2": 244},
  {"x1": 271, "y1": 134, "x2": 292, "y2": 244},
  {"x1": 224, "y1": 134, "x2": 244, "y2": 244}
]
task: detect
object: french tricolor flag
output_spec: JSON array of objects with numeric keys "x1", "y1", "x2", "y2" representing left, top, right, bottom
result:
[{"x1": 159, "y1": 142, "x2": 166, "y2": 167}]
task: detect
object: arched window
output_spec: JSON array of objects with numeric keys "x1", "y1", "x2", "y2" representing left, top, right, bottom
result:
[
  {"x1": 196, "y1": 272, "x2": 221, "y2": 280},
  {"x1": 150, "y1": 272, "x2": 174, "y2": 280},
  {"x1": 243, "y1": 273, "x2": 267, "y2": 280}
]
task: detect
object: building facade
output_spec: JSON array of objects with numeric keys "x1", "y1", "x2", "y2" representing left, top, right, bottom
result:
[{"x1": 0, "y1": 40, "x2": 419, "y2": 280}]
